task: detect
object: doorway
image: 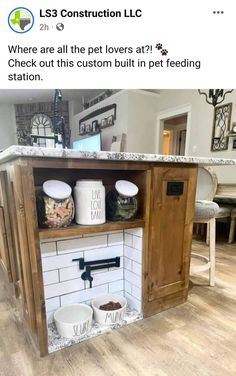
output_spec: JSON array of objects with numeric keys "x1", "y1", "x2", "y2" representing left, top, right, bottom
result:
[
  {"x1": 162, "y1": 114, "x2": 187, "y2": 155},
  {"x1": 156, "y1": 104, "x2": 191, "y2": 156}
]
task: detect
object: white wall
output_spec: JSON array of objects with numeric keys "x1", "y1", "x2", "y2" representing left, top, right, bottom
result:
[
  {"x1": 100, "y1": 91, "x2": 128, "y2": 150},
  {"x1": 127, "y1": 91, "x2": 159, "y2": 153},
  {"x1": 0, "y1": 104, "x2": 17, "y2": 151},
  {"x1": 73, "y1": 90, "x2": 159, "y2": 152},
  {"x1": 73, "y1": 91, "x2": 129, "y2": 150},
  {"x1": 157, "y1": 90, "x2": 236, "y2": 183}
]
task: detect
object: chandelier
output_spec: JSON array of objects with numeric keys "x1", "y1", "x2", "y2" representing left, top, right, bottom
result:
[{"x1": 198, "y1": 89, "x2": 233, "y2": 107}]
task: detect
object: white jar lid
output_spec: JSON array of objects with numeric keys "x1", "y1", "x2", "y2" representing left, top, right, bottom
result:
[
  {"x1": 115, "y1": 180, "x2": 138, "y2": 197},
  {"x1": 43, "y1": 180, "x2": 72, "y2": 200},
  {"x1": 76, "y1": 180, "x2": 103, "y2": 186}
]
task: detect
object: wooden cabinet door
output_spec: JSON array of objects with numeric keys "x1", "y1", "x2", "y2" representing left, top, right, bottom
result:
[
  {"x1": 0, "y1": 207, "x2": 11, "y2": 281},
  {"x1": 0, "y1": 170, "x2": 19, "y2": 287},
  {"x1": 144, "y1": 165, "x2": 197, "y2": 316}
]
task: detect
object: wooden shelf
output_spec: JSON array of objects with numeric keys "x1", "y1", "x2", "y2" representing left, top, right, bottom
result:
[{"x1": 39, "y1": 219, "x2": 145, "y2": 240}]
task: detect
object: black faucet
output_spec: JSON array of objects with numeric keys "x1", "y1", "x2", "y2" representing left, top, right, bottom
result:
[
  {"x1": 81, "y1": 266, "x2": 93, "y2": 288},
  {"x1": 72, "y1": 257, "x2": 120, "y2": 289}
]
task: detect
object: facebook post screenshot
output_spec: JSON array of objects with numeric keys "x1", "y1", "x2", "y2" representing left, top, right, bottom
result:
[{"x1": 0, "y1": 1, "x2": 236, "y2": 375}]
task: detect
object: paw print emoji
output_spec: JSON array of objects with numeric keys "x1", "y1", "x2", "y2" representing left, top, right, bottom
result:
[
  {"x1": 156, "y1": 43, "x2": 163, "y2": 50},
  {"x1": 161, "y1": 49, "x2": 168, "y2": 56}
]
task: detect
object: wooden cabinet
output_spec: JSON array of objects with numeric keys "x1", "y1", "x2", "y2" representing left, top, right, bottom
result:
[
  {"x1": 0, "y1": 156, "x2": 198, "y2": 356},
  {"x1": 0, "y1": 206, "x2": 11, "y2": 281},
  {"x1": 0, "y1": 171, "x2": 16, "y2": 284},
  {"x1": 143, "y1": 165, "x2": 197, "y2": 316}
]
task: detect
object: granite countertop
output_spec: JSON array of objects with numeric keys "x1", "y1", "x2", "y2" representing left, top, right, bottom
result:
[{"x1": 0, "y1": 145, "x2": 236, "y2": 166}]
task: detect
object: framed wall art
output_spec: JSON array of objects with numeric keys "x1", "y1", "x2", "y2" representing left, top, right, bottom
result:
[
  {"x1": 211, "y1": 102, "x2": 232, "y2": 151},
  {"x1": 78, "y1": 104, "x2": 117, "y2": 135}
]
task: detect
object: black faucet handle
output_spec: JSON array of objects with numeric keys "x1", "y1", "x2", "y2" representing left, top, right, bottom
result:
[
  {"x1": 87, "y1": 266, "x2": 93, "y2": 288},
  {"x1": 88, "y1": 275, "x2": 93, "y2": 288}
]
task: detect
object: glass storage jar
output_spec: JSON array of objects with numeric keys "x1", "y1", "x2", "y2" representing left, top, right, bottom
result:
[
  {"x1": 36, "y1": 180, "x2": 74, "y2": 228},
  {"x1": 106, "y1": 180, "x2": 139, "y2": 221}
]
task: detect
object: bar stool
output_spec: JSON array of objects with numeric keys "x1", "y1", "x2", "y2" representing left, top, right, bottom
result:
[
  {"x1": 206, "y1": 205, "x2": 232, "y2": 245},
  {"x1": 228, "y1": 207, "x2": 236, "y2": 243},
  {"x1": 193, "y1": 167, "x2": 232, "y2": 242},
  {"x1": 190, "y1": 167, "x2": 220, "y2": 286},
  {"x1": 191, "y1": 200, "x2": 219, "y2": 286}
]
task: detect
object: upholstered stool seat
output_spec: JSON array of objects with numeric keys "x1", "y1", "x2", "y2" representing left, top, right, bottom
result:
[
  {"x1": 194, "y1": 200, "x2": 219, "y2": 219},
  {"x1": 217, "y1": 205, "x2": 232, "y2": 217},
  {"x1": 204, "y1": 204, "x2": 231, "y2": 246}
]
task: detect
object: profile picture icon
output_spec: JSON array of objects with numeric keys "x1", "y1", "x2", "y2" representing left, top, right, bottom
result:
[{"x1": 8, "y1": 7, "x2": 34, "y2": 33}]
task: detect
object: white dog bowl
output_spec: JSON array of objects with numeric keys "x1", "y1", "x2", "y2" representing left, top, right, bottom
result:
[
  {"x1": 92, "y1": 294, "x2": 127, "y2": 326},
  {"x1": 54, "y1": 304, "x2": 93, "y2": 338}
]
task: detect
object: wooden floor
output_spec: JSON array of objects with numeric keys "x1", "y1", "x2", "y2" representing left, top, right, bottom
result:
[{"x1": 0, "y1": 238, "x2": 236, "y2": 376}]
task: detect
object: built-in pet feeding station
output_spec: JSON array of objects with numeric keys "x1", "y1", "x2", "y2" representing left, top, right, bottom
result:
[
  {"x1": 45, "y1": 227, "x2": 144, "y2": 353},
  {"x1": 37, "y1": 177, "x2": 143, "y2": 353}
]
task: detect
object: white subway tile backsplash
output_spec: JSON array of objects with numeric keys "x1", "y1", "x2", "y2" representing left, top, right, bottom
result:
[
  {"x1": 124, "y1": 245, "x2": 142, "y2": 264},
  {"x1": 132, "y1": 236, "x2": 143, "y2": 252},
  {"x1": 45, "y1": 297, "x2": 60, "y2": 313},
  {"x1": 108, "y1": 280, "x2": 124, "y2": 293},
  {"x1": 124, "y1": 269, "x2": 141, "y2": 288},
  {"x1": 60, "y1": 284, "x2": 108, "y2": 306},
  {"x1": 125, "y1": 228, "x2": 143, "y2": 238},
  {"x1": 124, "y1": 233, "x2": 133, "y2": 247},
  {"x1": 132, "y1": 261, "x2": 142, "y2": 276},
  {"x1": 125, "y1": 292, "x2": 142, "y2": 313},
  {"x1": 41, "y1": 242, "x2": 57, "y2": 257},
  {"x1": 45, "y1": 278, "x2": 85, "y2": 299},
  {"x1": 124, "y1": 257, "x2": 132, "y2": 271},
  {"x1": 111, "y1": 291, "x2": 124, "y2": 297},
  {"x1": 46, "y1": 311, "x2": 56, "y2": 324},
  {"x1": 91, "y1": 268, "x2": 109, "y2": 275},
  {"x1": 83, "y1": 232, "x2": 107, "y2": 238},
  {"x1": 132, "y1": 285, "x2": 142, "y2": 301},
  {"x1": 85, "y1": 269, "x2": 123, "y2": 289},
  {"x1": 41, "y1": 227, "x2": 144, "y2": 322},
  {"x1": 56, "y1": 237, "x2": 81, "y2": 253},
  {"x1": 42, "y1": 251, "x2": 83, "y2": 271},
  {"x1": 59, "y1": 265, "x2": 81, "y2": 282},
  {"x1": 84, "y1": 245, "x2": 123, "y2": 262},
  {"x1": 108, "y1": 230, "x2": 124, "y2": 234},
  {"x1": 108, "y1": 232, "x2": 123, "y2": 246},
  {"x1": 43, "y1": 270, "x2": 59, "y2": 285},
  {"x1": 125, "y1": 280, "x2": 132, "y2": 294},
  {"x1": 57, "y1": 235, "x2": 107, "y2": 254}
]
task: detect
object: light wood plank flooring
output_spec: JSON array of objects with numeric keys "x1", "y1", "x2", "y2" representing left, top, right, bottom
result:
[{"x1": 0, "y1": 239, "x2": 236, "y2": 376}]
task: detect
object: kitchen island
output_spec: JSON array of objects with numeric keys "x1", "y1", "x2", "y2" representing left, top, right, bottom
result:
[{"x1": 0, "y1": 146, "x2": 235, "y2": 356}]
